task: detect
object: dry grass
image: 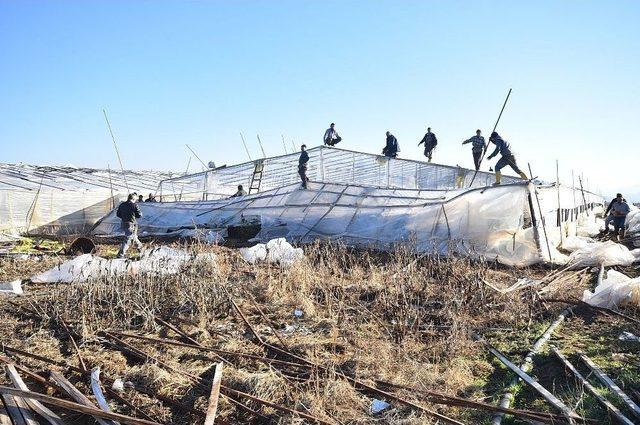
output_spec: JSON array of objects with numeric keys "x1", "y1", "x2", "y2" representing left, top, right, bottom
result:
[{"x1": 0, "y1": 241, "x2": 566, "y2": 424}]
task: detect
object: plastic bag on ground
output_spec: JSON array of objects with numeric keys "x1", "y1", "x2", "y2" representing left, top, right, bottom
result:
[
  {"x1": 561, "y1": 235, "x2": 594, "y2": 252},
  {"x1": 568, "y1": 241, "x2": 640, "y2": 267},
  {"x1": 577, "y1": 218, "x2": 604, "y2": 237},
  {"x1": 239, "y1": 238, "x2": 303, "y2": 267},
  {"x1": 582, "y1": 269, "x2": 640, "y2": 308},
  {"x1": 266, "y1": 238, "x2": 304, "y2": 267},
  {"x1": 239, "y1": 244, "x2": 267, "y2": 264}
]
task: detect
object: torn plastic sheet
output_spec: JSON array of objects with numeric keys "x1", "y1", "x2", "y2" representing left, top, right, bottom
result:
[
  {"x1": 561, "y1": 235, "x2": 595, "y2": 252},
  {"x1": 30, "y1": 246, "x2": 214, "y2": 284},
  {"x1": 618, "y1": 331, "x2": 640, "y2": 342},
  {"x1": 370, "y1": 399, "x2": 392, "y2": 414},
  {"x1": 583, "y1": 270, "x2": 640, "y2": 308},
  {"x1": 568, "y1": 241, "x2": 640, "y2": 268},
  {"x1": 240, "y1": 238, "x2": 303, "y2": 267},
  {"x1": 0, "y1": 279, "x2": 22, "y2": 295}
]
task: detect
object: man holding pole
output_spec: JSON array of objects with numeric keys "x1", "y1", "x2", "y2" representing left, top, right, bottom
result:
[{"x1": 486, "y1": 132, "x2": 528, "y2": 184}]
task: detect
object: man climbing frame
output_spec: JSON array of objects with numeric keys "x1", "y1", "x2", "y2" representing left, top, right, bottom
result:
[{"x1": 486, "y1": 131, "x2": 528, "y2": 185}]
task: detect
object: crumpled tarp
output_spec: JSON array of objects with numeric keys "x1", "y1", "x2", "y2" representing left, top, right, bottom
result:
[
  {"x1": 0, "y1": 280, "x2": 22, "y2": 295},
  {"x1": 583, "y1": 269, "x2": 640, "y2": 308},
  {"x1": 240, "y1": 238, "x2": 304, "y2": 267},
  {"x1": 30, "y1": 246, "x2": 214, "y2": 284},
  {"x1": 568, "y1": 241, "x2": 640, "y2": 267}
]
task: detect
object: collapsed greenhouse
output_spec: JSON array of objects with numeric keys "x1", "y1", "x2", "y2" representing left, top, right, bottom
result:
[
  {"x1": 0, "y1": 163, "x2": 174, "y2": 240},
  {"x1": 92, "y1": 146, "x2": 604, "y2": 266}
]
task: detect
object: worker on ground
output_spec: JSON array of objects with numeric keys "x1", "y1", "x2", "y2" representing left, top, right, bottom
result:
[
  {"x1": 299, "y1": 144, "x2": 309, "y2": 189},
  {"x1": 138, "y1": 194, "x2": 144, "y2": 203},
  {"x1": 116, "y1": 193, "x2": 143, "y2": 258},
  {"x1": 602, "y1": 194, "x2": 626, "y2": 232},
  {"x1": 382, "y1": 131, "x2": 399, "y2": 158},
  {"x1": 230, "y1": 184, "x2": 247, "y2": 197},
  {"x1": 323, "y1": 123, "x2": 342, "y2": 146},
  {"x1": 145, "y1": 193, "x2": 157, "y2": 202},
  {"x1": 486, "y1": 132, "x2": 528, "y2": 185},
  {"x1": 418, "y1": 127, "x2": 437, "y2": 162},
  {"x1": 610, "y1": 193, "x2": 630, "y2": 239},
  {"x1": 462, "y1": 129, "x2": 486, "y2": 171}
]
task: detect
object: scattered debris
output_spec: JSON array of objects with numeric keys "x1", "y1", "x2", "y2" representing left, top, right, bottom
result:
[
  {"x1": 370, "y1": 399, "x2": 391, "y2": 414},
  {"x1": 582, "y1": 269, "x2": 640, "y2": 308},
  {"x1": 578, "y1": 352, "x2": 640, "y2": 422},
  {"x1": 618, "y1": 331, "x2": 640, "y2": 342},
  {"x1": 551, "y1": 348, "x2": 635, "y2": 425}
]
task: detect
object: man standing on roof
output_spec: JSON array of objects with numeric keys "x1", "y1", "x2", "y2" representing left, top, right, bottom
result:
[
  {"x1": 418, "y1": 127, "x2": 437, "y2": 162},
  {"x1": 462, "y1": 129, "x2": 486, "y2": 171},
  {"x1": 609, "y1": 193, "x2": 630, "y2": 239},
  {"x1": 116, "y1": 193, "x2": 143, "y2": 258},
  {"x1": 298, "y1": 144, "x2": 310, "y2": 189},
  {"x1": 486, "y1": 132, "x2": 528, "y2": 185},
  {"x1": 382, "y1": 131, "x2": 399, "y2": 158},
  {"x1": 323, "y1": 123, "x2": 342, "y2": 146},
  {"x1": 602, "y1": 194, "x2": 627, "y2": 233}
]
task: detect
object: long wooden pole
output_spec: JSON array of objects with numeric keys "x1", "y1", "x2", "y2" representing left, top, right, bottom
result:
[
  {"x1": 185, "y1": 144, "x2": 208, "y2": 170},
  {"x1": 239, "y1": 132, "x2": 252, "y2": 161},
  {"x1": 256, "y1": 135, "x2": 266, "y2": 158},
  {"x1": 468, "y1": 88, "x2": 512, "y2": 187}
]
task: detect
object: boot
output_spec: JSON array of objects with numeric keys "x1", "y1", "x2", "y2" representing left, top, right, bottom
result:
[
  {"x1": 519, "y1": 171, "x2": 528, "y2": 180},
  {"x1": 493, "y1": 171, "x2": 502, "y2": 186}
]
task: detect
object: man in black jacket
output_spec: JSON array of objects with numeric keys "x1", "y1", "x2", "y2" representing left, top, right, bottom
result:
[
  {"x1": 116, "y1": 193, "x2": 143, "y2": 258},
  {"x1": 382, "y1": 131, "x2": 399, "y2": 158},
  {"x1": 418, "y1": 127, "x2": 437, "y2": 162},
  {"x1": 298, "y1": 144, "x2": 310, "y2": 188}
]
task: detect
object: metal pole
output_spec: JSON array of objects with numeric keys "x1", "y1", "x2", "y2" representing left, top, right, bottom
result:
[
  {"x1": 102, "y1": 109, "x2": 130, "y2": 192},
  {"x1": 468, "y1": 88, "x2": 512, "y2": 187},
  {"x1": 556, "y1": 159, "x2": 563, "y2": 243},
  {"x1": 256, "y1": 134, "x2": 267, "y2": 158},
  {"x1": 239, "y1": 132, "x2": 253, "y2": 161},
  {"x1": 281, "y1": 135, "x2": 288, "y2": 154},
  {"x1": 185, "y1": 144, "x2": 208, "y2": 170},
  {"x1": 529, "y1": 163, "x2": 553, "y2": 262}
]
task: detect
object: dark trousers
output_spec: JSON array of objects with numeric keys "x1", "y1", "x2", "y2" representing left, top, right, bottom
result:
[
  {"x1": 298, "y1": 165, "x2": 308, "y2": 188},
  {"x1": 472, "y1": 150, "x2": 482, "y2": 171},
  {"x1": 613, "y1": 216, "x2": 626, "y2": 235},
  {"x1": 325, "y1": 136, "x2": 342, "y2": 146},
  {"x1": 495, "y1": 155, "x2": 523, "y2": 175}
]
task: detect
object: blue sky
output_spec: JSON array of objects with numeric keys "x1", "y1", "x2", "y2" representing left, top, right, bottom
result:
[{"x1": 1, "y1": 1, "x2": 639, "y2": 199}]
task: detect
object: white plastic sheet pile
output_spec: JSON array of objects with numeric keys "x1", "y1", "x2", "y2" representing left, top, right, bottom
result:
[
  {"x1": 240, "y1": 238, "x2": 304, "y2": 267},
  {"x1": 30, "y1": 247, "x2": 214, "y2": 284},
  {"x1": 561, "y1": 235, "x2": 595, "y2": 252},
  {"x1": 583, "y1": 269, "x2": 640, "y2": 308},
  {"x1": 568, "y1": 241, "x2": 640, "y2": 267},
  {"x1": 0, "y1": 280, "x2": 23, "y2": 296}
]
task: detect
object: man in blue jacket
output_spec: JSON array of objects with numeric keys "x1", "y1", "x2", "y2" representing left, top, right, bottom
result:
[{"x1": 486, "y1": 132, "x2": 528, "y2": 184}]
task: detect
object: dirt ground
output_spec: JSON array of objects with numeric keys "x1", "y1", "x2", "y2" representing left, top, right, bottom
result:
[{"x1": 0, "y1": 240, "x2": 639, "y2": 424}]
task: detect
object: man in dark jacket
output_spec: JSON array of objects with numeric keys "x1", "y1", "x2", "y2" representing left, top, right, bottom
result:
[
  {"x1": 486, "y1": 132, "x2": 528, "y2": 184},
  {"x1": 382, "y1": 131, "x2": 399, "y2": 158},
  {"x1": 116, "y1": 193, "x2": 143, "y2": 258},
  {"x1": 298, "y1": 144, "x2": 310, "y2": 188},
  {"x1": 418, "y1": 127, "x2": 437, "y2": 162},
  {"x1": 462, "y1": 129, "x2": 486, "y2": 171},
  {"x1": 323, "y1": 123, "x2": 342, "y2": 146}
]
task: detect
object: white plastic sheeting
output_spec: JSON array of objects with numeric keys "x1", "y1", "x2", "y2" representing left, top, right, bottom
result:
[
  {"x1": 157, "y1": 146, "x2": 523, "y2": 200},
  {"x1": 0, "y1": 163, "x2": 174, "y2": 239},
  {"x1": 30, "y1": 247, "x2": 213, "y2": 284},
  {"x1": 583, "y1": 270, "x2": 640, "y2": 308},
  {"x1": 0, "y1": 280, "x2": 22, "y2": 296},
  {"x1": 94, "y1": 180, "x2": 602, "y2": 266},
  {"x1": 567, "y1": 241, "x2": 640, "y2": 268},
  {"x1": 240, "y1": 238, "x2": 304, "y2": 267}
]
